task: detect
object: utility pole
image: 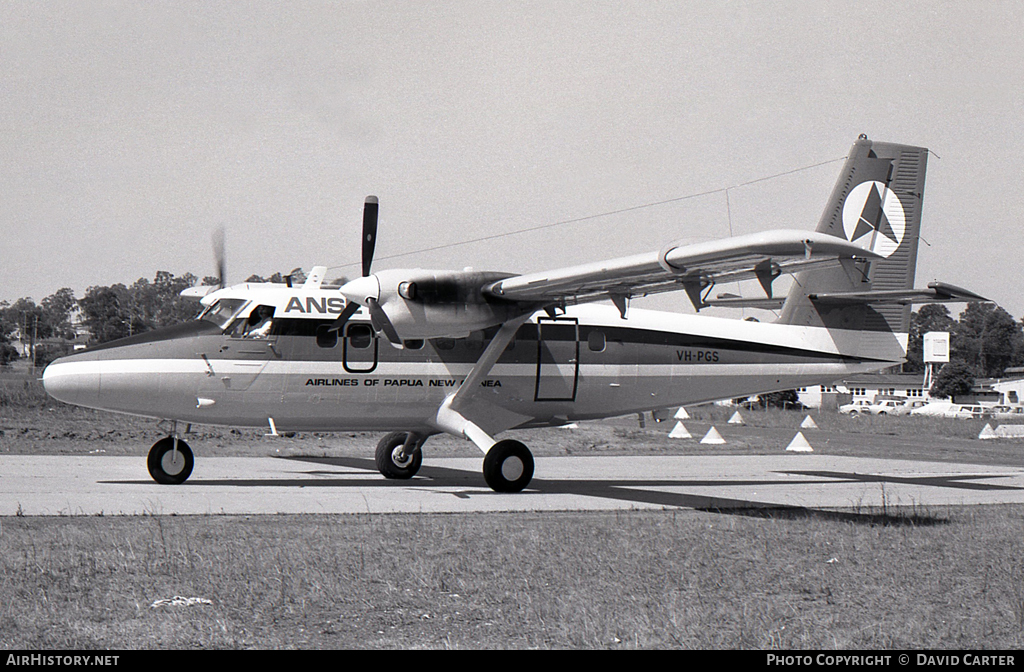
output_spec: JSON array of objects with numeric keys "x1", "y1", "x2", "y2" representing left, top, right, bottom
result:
[{"x1": 30, "y1": 314, "x2": 37, "y2": 375}]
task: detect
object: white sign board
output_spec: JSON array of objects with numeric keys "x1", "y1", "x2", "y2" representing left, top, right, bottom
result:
[{"x1": 924, "y1": 331, "x2": 950, "y2": 363}]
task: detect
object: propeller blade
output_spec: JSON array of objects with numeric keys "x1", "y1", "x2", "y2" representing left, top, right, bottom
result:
[
  {"x1": 362, "y1": 195, "x2": 378, "y2": 277},
  {"x1": 366, "y1": 297, "x2": 402, "y2": 344},
  {"x1": 213, "y1": 228, "x2": 226, "y2": 289},
  {"x1": 327, "y1": 301, "x2": 360, "y2": 334}
]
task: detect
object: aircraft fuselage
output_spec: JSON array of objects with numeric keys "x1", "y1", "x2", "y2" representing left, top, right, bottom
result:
[{"x1": 43, "y1": 304, "x2": 894, "y2": 436}]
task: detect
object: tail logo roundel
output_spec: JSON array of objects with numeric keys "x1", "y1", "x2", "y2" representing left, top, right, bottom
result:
[{"x1": 841, "y1": 181, "x2": 906, "y2": 258}]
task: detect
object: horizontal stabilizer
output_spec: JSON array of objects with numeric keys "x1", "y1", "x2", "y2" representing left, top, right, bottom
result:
[
  {"x1": 180, "y1": 286, "x2": 218, "y2": 300},
  {"x1": 807, "y1": 282, "x2": 989, "y2": 305}
]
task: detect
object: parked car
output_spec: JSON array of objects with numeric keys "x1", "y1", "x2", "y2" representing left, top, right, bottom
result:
[
  {"x1": 899, "y1": 399, "x2": 929, "y2": 414},
  {"x1": 985, "y1": 405, "x2": 1024, "y2": 421},
  {"x1": 911, "y1": 402, "x2": 985, "y2": 419},
  {"x1": 867, "y1": 399, "x2": 907, "y2": 415},
  {"x1": 953, "y1": 404, "x2": 986, "y2": 419},
  {"x1": 839, "y1": 399, "x2": 874, "y2": 415},
  {"x1": 910, "y1": 401, "x2": 956, "y2": 417}
]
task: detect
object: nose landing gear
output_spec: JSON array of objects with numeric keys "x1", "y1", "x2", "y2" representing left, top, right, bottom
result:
[
  {"x1": 375, "y1": 431, "x2": 425, "y2": 479},
  {"x1": 147, "y1": 436, "x2": 194, "y2": 484}
]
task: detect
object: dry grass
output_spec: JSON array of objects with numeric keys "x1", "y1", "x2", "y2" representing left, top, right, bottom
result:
[{"x1": 1, "y1": 508, "x2": 1023, "y2": 649}]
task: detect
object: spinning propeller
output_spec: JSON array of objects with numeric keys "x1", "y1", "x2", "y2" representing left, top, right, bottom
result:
[{"x1": 213, "y1": 227, "x2": 227, "y2": 289}]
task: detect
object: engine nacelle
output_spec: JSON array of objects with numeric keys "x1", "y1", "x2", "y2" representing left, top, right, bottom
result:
[{"x1": 342, "y1": 268, "x2": 534, "y2": 341}]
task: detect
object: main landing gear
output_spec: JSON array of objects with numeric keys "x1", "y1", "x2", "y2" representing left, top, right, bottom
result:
[
  {"x1": 147, "y1": 436, "x2": 194, "y2": 485},
  {"x1": 483, "y1": 439, "x2": 534, "y2": 493},
  {"x1": 373, "y1": 432, "x2": 534, "y2": 493}
]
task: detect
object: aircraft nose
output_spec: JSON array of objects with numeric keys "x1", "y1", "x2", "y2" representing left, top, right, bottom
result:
[{"x1": 42, "y1": 355, "x2": 100, "y2": 406}]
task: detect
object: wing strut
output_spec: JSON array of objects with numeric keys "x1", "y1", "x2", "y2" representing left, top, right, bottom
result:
[{"x1": 429, "y1": 314, "x2": 532, "y2": 453}]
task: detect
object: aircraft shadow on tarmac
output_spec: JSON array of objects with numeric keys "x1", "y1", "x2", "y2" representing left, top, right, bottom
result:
[{"x1": 104, "y1": 455, "x2": 1023, "y2": 525}]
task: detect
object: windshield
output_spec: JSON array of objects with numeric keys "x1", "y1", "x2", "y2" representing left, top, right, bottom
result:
[{"x1": 198, "y1": 299, "x2": 248, "y2": 330}]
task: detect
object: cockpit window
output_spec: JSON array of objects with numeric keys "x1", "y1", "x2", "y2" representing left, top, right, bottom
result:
[
  {"x1": 199, "y1": 299, "x2": 248, "y2": 330},
  {"x1": 243, "y1": 305, "x2": 275, "y2": 338}
]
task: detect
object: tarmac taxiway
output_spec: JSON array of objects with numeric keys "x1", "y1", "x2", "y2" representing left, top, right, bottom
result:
[{"x1": 2, "y1": 453, "x2": 1024, "y2": 516}]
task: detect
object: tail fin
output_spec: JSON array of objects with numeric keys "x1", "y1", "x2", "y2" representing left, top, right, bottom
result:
[{"x1": 779, "y1": 136, "x2": 928, "y2": 349}]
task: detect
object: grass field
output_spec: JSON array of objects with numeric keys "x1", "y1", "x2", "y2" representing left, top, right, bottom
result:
[
  {"x1": 2, "y1": 370, "x2": 1024, "y2": 649},
  {"x1": 2, "y1": 508, "x2": 1023, "y2": 649}
]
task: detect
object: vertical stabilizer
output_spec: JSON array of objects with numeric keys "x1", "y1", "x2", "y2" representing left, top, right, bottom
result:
[{"x1": 779, "y1": 136, "x2": 928, "y2": 353}]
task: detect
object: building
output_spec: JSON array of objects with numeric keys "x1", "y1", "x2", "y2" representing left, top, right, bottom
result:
[
  {"x1": 797, "y1": 373, "x2": 930, "y2": 410},
  {"x1": 990, "y1": 367, "x2": 1024, "y2": 406}
]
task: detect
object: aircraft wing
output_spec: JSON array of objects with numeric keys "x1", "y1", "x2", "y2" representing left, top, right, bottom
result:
[{"x1": 483, "y1": 229, "x2": 878, "y2": 311}]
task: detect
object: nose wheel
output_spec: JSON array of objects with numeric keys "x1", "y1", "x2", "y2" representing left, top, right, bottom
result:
[
  {"x1": 147, "y1": 436, "x2": 194, "y2": 484},
  {"x1": 375, "y1": 431, "x2": 424, "y2": 479}
]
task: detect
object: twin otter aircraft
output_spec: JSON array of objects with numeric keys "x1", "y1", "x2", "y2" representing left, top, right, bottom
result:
[{"x1": 43, "y1": 137, "x2": 984, "y2": 492}]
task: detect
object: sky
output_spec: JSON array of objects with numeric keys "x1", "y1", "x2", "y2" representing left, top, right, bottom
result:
[{"x1": 2, "y1": 1, "x2": 1022, "y2": 319}]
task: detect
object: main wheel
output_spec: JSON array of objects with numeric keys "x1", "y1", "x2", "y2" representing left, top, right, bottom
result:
[
  {"x1": 483, "y1": 439, "x2": 534, "y2": 493},
  {"x1": 147, "y1": 437, "x2": 194, "y2": 485},
  {"x1": 375, "y1": 432, "x2": 423, "y2": 479}
]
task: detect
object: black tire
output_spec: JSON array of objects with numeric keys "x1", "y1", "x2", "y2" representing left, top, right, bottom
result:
[
  {"x1": 147, "y1": 437, "x2": 194, "y2": 485},
  {"x1": 375, "y1": 432, "x2": 423, "y2": 479},
  {"x1": 483, "y1": 439, "x2": 534, "y2": 493}
]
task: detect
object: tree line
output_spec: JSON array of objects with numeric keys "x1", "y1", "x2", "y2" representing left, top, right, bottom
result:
[
  {"x1": 1, "y1": 271, "x2": 208, "y2": 366},
  {"x1": 3, "y1": 274, "x2": 1024, "y2": 393},
  {"x1": 0, "y1": 270, "x2": 322, "y2": 367}
]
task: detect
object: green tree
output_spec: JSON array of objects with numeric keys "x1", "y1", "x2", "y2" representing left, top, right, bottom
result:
[
  {"x1": 757, "y1": 389, "x2": 802, "y2": 409},
  {"x1": 930, "y1": 360, "x2": 976, "y2": 400},
  {"x1": 129, "y1": 271, "x2": 199, "y2": 329},
  {"x1": 78, "y1": 284, "x2": 144, "y2": 344},
  {"x1": 0, "y1": 302, "x2": 18, "y2": 366},
  {"x1": 0, "y1": 300, "x2": 14, "y2": 343},
  {"x1": 41, "y1": 288, "x2": 78, "y2": 340},
  {"x1": 3, "y1": 298, "x2": 51, "y2": 340},
  {"x1": 0, "y1": 343, "x2": 17, "y2": 366},
  {"x1": 904, "y1": 304, "x2": 956, "y2": 373},
  {"x1": 953, "y1": 303, "x2": 1024, "y2": 377},
  {"x1": 77, "y1": 272, "x2": 202, "y2": 345}
]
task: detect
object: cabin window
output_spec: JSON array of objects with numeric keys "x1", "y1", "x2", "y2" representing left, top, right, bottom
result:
[
  {"x1": 316, "y1": 325, "x2": 338, "y2": 348},
  {"x1": 432, "y1": 338, "x2": 455, "y2": 351},
  {"x1": 347, "y1": 323, "x2": 373, "y2": 349},
  {"x1": 466, "y1": 331, "x2": 486, "y2": 351},
  {"x1": 404, "y1": 339, "x2": 424, "y2": 350},
  {"x1": 587, "y1": 330, "x2": 606, "y2": 352}
]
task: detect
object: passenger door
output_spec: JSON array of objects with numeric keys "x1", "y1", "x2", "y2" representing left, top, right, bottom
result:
[{"x1": 534, "y1": 316, "x2": 579, "y2": 401}]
